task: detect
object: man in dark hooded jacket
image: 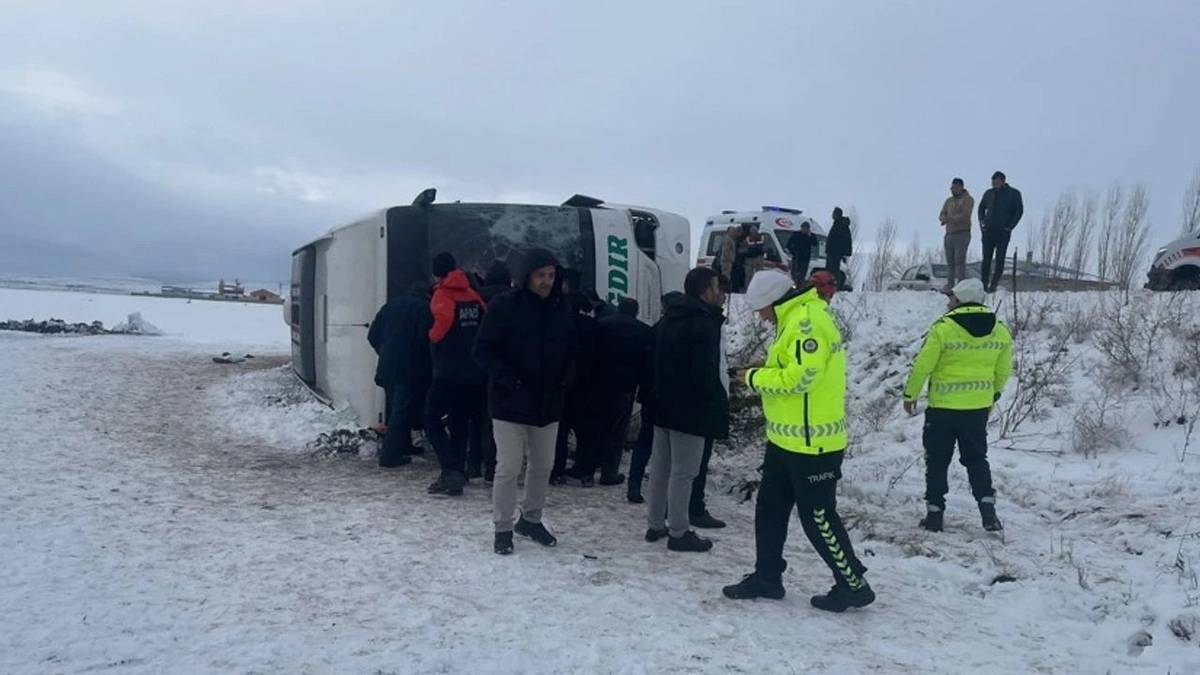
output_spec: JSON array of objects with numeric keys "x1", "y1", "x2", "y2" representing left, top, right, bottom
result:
[
  {"x1": 554, "y1": 268, "x2": 601, "y2": 486},
  {"x1": 472, "y1": 260, "x2": 513, "y2": 482},
  {"x1": 367, "y1": 283, "x2": 433, "y2": 467},
  {"x1": 586, "y1": 296, "x2": 652, "y2": 486},
  {"x1": 825, "y1": 207, "x2": 853, "y2": 287},
  {"x1": 473, "y1": 248, "x2": 577, "y2": 555}
]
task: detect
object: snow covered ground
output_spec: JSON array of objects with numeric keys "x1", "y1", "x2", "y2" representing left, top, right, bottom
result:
[{"x1": 3, "y1": 286, "x2": 1200, "y2": 674}]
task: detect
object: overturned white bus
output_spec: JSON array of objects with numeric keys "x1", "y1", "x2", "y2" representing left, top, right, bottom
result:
[{"x1": 283, "y1": 189, "x2": 692, "y2": 427}]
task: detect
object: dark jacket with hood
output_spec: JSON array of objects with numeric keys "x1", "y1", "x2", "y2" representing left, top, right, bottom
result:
[
  {"x1": 479, "y1": 261, "x2": 514, "y2": 305},
  {"x1": 368, "y1": 288, "x2": 433, "y2": 390},
  {"x1": 978, "y1": 184, "x2": 1024, "y2": 238},
  {"x1": 651, "y1": 294, "x2": 730, "y2": 440},
  {"x1": 637, "y1": 291, "x2": 684, "y2": 408},
  {"x1": 472, "y1": 249, "x2": 577, "y2": 426},
  {"x1": 826, "y1": 216, "x2": 853, "y2": 259},
  {"x1": 785, "y1": 230, "x2": 818, "y2": 265},
  {"x1": 429, "y1": 269, "x2": 487, "y2": 385},
  {"x1": 595, "y1": 308, "x2": 654, "y2": 400}
]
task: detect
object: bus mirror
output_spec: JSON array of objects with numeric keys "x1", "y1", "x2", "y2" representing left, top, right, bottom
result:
[{"x1": 412, "y1": 188, "x2": 437, "y2": 207}]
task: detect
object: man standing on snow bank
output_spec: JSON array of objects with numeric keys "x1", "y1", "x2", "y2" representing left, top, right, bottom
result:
[
  {"x1": 903, "y1": 277, "x2": 1012, "y2": 533},
  {"x1": 646, "y1": 267, "x2": 729, "y2": 553},
  {"x1": 825, "y1": 207, "x2": 853, "y2": 288},
  {"x1": 978, "y1": 171, "x2": 1024, "y2": 293},
  {"x1": 425, "y1": 253, "x2": 488, "y2": 497},
  {"x1": 473, "y1": 249, "x2": 576, "y2": 555},
  {"x1": 939, "y1": 178, "x2": 975, "y2": 290},
  {"x1": 368, "y1": 282, "x2": 433, "y2": 467},
  {"x1": 723, "y1": 269, "x2": 874, "y2": 612}
]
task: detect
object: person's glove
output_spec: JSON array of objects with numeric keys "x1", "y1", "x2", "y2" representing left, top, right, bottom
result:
[{"x1": 903, "y1": 399, "x2": 918, "y2": 416}]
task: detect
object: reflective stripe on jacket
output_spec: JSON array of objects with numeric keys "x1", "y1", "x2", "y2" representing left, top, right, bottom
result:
[
  {"x1": 903, "y1": 304, "x2": 1013, "y2": 410},
  {"x1": 744, "y1": 288, "x2": 847, "y2": 453}
]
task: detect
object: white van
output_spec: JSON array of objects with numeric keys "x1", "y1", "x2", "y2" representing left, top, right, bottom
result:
[
  {"x1": 696, "y1": 206, "x2": 830, "y2": 280},
  {"x1": 284, "y1": 189, "x2": 692, "y2": 427}
]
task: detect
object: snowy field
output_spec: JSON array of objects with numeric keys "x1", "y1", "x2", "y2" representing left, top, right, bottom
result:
[{"x1": 3, "y1": 286, "x2": 1200, "y2": 674}]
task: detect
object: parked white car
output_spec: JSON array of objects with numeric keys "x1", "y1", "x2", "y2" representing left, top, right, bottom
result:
[{"x1": 887, "y1": 262, "x2": 986, "y2": 292}]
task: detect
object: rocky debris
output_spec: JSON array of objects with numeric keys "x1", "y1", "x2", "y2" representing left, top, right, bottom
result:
[
  {"x1": 1, "y1": 318, "x2": 110, "y2": 335},
  {"x1": 2, "y1": 312, "x2": 163, "y2": 337},
  {"x1": 306, "y1": 428, "x2": 381, "y2": 459}
]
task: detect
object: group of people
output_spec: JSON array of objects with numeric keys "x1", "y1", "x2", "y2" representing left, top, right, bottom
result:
[
  {"x1": 368, "y1": 223, "x2": 1014, "y2": 610},
  {"x1": 938, "y1": 171, "x2": 1026, "y2": 292},
  {"x1": 722, "y1": 206, "x2": 856, "y2": 296}
]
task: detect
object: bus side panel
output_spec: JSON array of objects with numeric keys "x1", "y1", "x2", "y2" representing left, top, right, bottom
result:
[
  {"x1": 591, "y1": 209, "x2": 638, "y2": 309},
  {"x1": 323, "y1": 217, "x2": 386, "y2": 427}
]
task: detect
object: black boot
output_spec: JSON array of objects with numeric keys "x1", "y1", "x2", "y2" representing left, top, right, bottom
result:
[
  {"x1": 494, "y1": 531, "x2": 514, "y2": 555},
  {"x1": 427, "y1": 475, "x2": 448, "y2": 495},
  {"x1": 645, "y1": 527, "x2": 668, "y2": 542},
  {"x1": 515, "y1": 517, "x2": 558, "y2": 547},
  {"x1": 691, "y1": 510, "x2": 727, "y2": 529},
  {"x1": 919, "y1": 506, "x2": 944, "y2": 532},
  {"x1": 466, "y1": 463, "x2": 483, "y2": 480},
  {"x1": 599, "y1": 472, "x2": 625, "y2": 487},
  {"x1": 979, "y1": 500, "x2": 1003, "y2": 532},
  {"x1": 810, "y1": 582, "x2": 876, "y2": 613},
  {"x1": 722, "y1": 572, "x2": 785, "y2": 600},
  {"x1": 627, "y1": 489, "x2": 645, "y2": 504},
  {"x1": 667, "y1": 530, "x2": 713, "y2": 553}
]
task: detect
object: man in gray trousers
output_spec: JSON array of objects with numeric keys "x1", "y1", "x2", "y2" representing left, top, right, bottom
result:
[
  {"x1": 939, "y1": 177, "x2": 975, "y2": 291},
  {"x1": 645, "y1": 267, "x2": 731, "y2": 552},
  {"x1": 473, "y1": 248, "x2": 577, "y2": 555}
]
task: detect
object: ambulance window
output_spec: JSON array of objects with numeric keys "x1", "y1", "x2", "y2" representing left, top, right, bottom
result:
[
  {"x1": 706, "y1": 233, "x2": 724, "y2": 256},
  {"x1": 763, "y1": 235, "x2": 782, "y2": 263}
]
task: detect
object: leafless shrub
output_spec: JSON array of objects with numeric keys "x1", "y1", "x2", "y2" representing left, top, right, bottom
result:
[
  {"x1": 1094, "y1": 294, "x2": 1184, "y2": 386},
  {"x1": 1183, "y1": 164, "x2": 1200, "y2": 237},
  {"x1": 900, "y1": 232, "x2": 923, "y2": 272},
  {"x1": 1112, "y1": 183, "x2": 1153, "y2": 293},
  {"x1": 1071, "y1": 385, "x2": 1130, "y2": 458},
  {"x1": 864, "y1": 218, "x2": 900, "y2": 292},
  {"x1": 1058, "y1": 301, "x2": 1099, "y2": 344},
  {"x1": 998, "y1": 313, "x2": 1078, "y2": 439},
  {"x1": 852, "y1": 390, "x2": 898, "y2": 434},
  {"x1": 1007, "y1": 294, "x2": 1063, "y2": 336}
]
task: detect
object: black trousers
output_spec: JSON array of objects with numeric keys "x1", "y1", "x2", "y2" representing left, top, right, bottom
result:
[
  {"x1": 380, "y1": 380, "x2": 427, "y2": 467},
  {"x1": 923, "y1": 407, "x2": 995, "y2": 509},
  {"x1": 554, "y1": 391, "x2": 594, "y2": 476},
  {"x1": 791, "y1": 257, "x2": 811, "y2": 285},
  {"x1": 424, "y1": 379, "x2": 485, "y2": 476},
  {"x1": 755, "y1": 443, "x2": 867, "y2": 589},
  {"x1": 690, "y1": 437, "x2": 714, "y2": 516},
  {"x1": 628, "y1": 406, "x2": 654, "y2": 490},
  {"x1": 825, "y1": 256, "x2": 844, "y2": 287},
  {"x1": 478, "y1": 416, "x2": 497, "y2": 479},
  {"x1": 980, "y1": 233, "x2": 1010, "y2": 290},
  {"x1": 588, "y1": 392, "x2": 634, "y2": 477}
]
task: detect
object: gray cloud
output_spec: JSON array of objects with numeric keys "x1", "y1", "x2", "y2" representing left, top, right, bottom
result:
[{"x1": 0, "y1": 0, "x2": 1197, "y2": 281}]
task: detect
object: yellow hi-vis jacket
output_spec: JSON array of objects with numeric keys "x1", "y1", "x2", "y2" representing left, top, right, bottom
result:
[
  {"x1": 903, "y1": 304, "x2": 1013, "y2": 410},
  {"x1": 744, "y1": 288, "x2": 848, "y2": 453}
]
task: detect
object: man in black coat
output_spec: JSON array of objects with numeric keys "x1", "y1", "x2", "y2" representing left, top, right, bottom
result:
[
  {"x1": 626, "y1": 291, "x2": 683, "y2": 504},
  {"x1": 825, "y1": 207, "x2": 853, "y2": 287},
  {"x1": 473, "y1": 248, "x2": 577, "y2": 555},
  {"x1": 785, "y1": 222, "x2": 818, "y2": 285},
  {"x1": 645, "y1": 267, "x2": 730, "y2": 553},
  {"x1": 472, "y1": 260, "x2": 513, "y2": 482},
  {"x1": 978, "y1": 171, "x2": 1025, "y2": 293},
  {"x1": 367, "y1": 283, "x2": 432, "y2": 467},
  {"x1": 554, "y1": 268, "x2": 601, "y2": 486},
  {"x1": 586, "y1": 296, "x2": 653, "y2": 486}
]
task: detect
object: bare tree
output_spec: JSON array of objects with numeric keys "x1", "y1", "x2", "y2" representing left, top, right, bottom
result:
[
  {"x1": 900, "y1": 232, "x2": 923, "y2": 271},
  {"x1": 864, "y1": 218, "x2": 900, "y2": 291},
  {"x1": 1032, "y1": 212, "x2": 1052, "y2": 272},
  {"x1": 1070, "y1": 191, "x2": 1099, "y2": 280},
  {"x1": 1096, "y1": 182, "x2": 1123, "y2": 284},
  {"x1": 1183, "y1": 164, "x2": 1200, "y2": 237},
  {"x1": 1111, "y1": 183, "x2": 1153, "y2": 292},
  {"x1": 844, "y1": 205, "x2": 864, "y2": 287},
  {"x1": 1046, "y1": 190, "x2": 1080, "y2": 277}
]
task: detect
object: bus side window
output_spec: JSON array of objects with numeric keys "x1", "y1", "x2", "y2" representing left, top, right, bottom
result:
[{"x1": 631, "y1": 211, "x2": 658, "y2": 261}]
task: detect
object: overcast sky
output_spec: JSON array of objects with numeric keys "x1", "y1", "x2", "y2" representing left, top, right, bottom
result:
[{"x1": 1, "y1": 0, "x2": 1197, "y2": 283}]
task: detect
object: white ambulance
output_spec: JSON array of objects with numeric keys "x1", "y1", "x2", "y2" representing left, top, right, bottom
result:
[
  {"x1": 696, "y1": 206, "x2": 832, "y2": 281},
  {"x1": 1146, "y1": 230, "x2": 1200, "y2": 291}
]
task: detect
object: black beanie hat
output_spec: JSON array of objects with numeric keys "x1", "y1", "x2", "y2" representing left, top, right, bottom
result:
[{"x1": 431, "y1": 252, "x2": 457, "y2": 278}]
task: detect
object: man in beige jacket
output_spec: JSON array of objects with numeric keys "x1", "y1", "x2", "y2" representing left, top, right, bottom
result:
[{"x1": 939, "y1": 177, "x2": 975, "y2": 290}]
